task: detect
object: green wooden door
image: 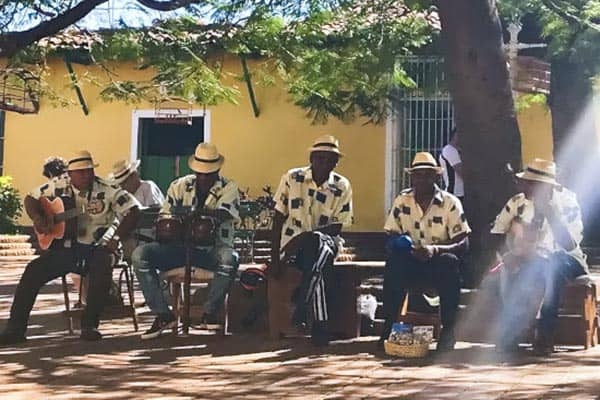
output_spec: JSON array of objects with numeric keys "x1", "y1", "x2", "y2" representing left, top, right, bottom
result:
[{"x1": 137, "y1": 117, "x2": 204, "y2": 193}]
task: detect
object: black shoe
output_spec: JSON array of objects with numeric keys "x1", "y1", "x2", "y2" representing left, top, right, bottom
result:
[
  {"x1": 533, "y1": 334, "x2": 554, "y2": 356},
  {"x1": 291, "y1": 305, "x2": 307, "y2": 328},
  {"x1": 436, "y1": 329, "x2": 456, "y2": 352},
  {"x1": 311, "y1": 321, "x2": 331, "y2": 346},
  {"x1": 495, "y1": 340, "x2": 520, "y2": 354},
  {"x1": 72, "y1": 301, "x2": 84, "y2": 309},
  {"x1": 199, "y1": 313, "x2": 222, "y2": 331},
  {"x1": 141, "y1": 316, "x2": 177, "y2": 340},
  {"x1": 80, "y1": 327, "x2": 102, "y2": 341},
  {"x1": 0, "y1": 330, "x2": 26, "y2": 346}
]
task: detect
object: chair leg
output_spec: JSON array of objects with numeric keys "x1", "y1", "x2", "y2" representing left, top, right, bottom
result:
[
  {"x1": 61, "y1": 275, "x2": 74, "y2": 335},
  {"x1": 172, "y1": 282, "x2": 181, "y2": 336},
  {"x1": 222, "y1": 293, "x2": 229, "y2": 336},
  {"x1": 123, "y1": 265, "x2": 139, "y2": 332}
]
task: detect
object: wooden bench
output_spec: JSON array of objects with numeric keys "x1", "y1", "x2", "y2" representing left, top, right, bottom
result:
[
  {"x1": 356, "y1": 276, "x2": 443, "y2": 339},
  {"x1": 456, "y1": 270, "x2": 599, "y2": 349},
  {"x1": 268, "y1": 232, "x2": 388, "y2": 339}
]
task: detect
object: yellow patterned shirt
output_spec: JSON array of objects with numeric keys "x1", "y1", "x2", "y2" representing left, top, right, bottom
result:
[
  {"x1": 30, "y1": 177, "x2": 139, "y2": 245},
  {"x1": 274, "y1": 166, "x2": 353, "y2": 249},
  {"x1": 161, "y1": 174, "x2": 240, "y2": 247},
  {"x1": 384, "y1": 186, "x2": 470, "y2": 246}
]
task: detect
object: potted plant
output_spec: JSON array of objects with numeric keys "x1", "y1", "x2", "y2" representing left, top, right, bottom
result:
[{"x1": 0, "y1": 176, "x2": 22, "y2": 234}]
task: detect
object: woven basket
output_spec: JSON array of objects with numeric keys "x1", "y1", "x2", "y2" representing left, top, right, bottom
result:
[{"x1": 384, "y1": 340, "x2": 429, "y2": 358}]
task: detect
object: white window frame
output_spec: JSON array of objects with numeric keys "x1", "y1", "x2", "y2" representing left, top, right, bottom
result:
[{"x1": 130, "y1": 109, "x2": 211, "y2": 160}]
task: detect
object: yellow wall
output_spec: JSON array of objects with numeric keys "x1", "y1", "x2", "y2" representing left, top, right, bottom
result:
[
  {"x1": 517, "y1": 101, "x2": 554, "y2": 164},
  {"x1": 3, "y1": 58, "x2": 386, "y2": 230},
  {"x1": 3, "y1": 57, "x2": 555, "y2": 230}
]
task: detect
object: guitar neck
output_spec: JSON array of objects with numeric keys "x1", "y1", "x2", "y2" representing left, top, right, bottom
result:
[{"x1": 54, "y1": 208, "x2": 80, "y2": 223}]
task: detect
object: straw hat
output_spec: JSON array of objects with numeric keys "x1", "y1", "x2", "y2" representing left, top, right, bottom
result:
[
  {"x1": 67, "y1": 150, "x2": 99, "y2": 171},
  {"x1": 404, "y1": 152, "x2": 442, "y2": 174},
  {"x1": 108, "y1": 159, "x2": 141, "y2": 184},
  {"x1": 188, "y1": 143, "x2": 224, "y2": 174},
  {"x1": 516, "y1": 158, "x2": 557, "y2": 186},
  {"x1": 308, "y1": 135, "x2": 344, "y2": 157}
]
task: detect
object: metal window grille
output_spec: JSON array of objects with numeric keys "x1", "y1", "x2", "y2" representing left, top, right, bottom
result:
[{"x1": 391, "y1": 56, "x2": 455, "y2": 193}]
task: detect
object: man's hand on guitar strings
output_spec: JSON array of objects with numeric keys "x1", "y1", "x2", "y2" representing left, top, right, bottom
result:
[{"x1": 33, "y1": 215, "x2": 54, "y2": 234}]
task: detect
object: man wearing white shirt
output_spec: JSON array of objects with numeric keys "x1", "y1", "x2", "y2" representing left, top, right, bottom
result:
[
  {"x1": 439, "y1": 128, "x2": 464, "y2": 202},
  {"x1": 108, "y1": 159, "x2": 165, "y2": 258},
  {"x1": 108, "y1": 159, "x2": 165, "y2": 208}
]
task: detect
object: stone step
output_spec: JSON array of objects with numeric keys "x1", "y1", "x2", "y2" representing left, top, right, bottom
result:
[
  {"x1": 0, "y1": 234, "x2": 31, "y2": 243},
  {"x1": 0, "y1": 254, "x2": 38, "y2": 264},
  {"x1": 0, "y1": 242, "x2": 33, "y2": 250},
  {"x1": 0, "y1": 248, "x2": 36, "y2": 256}
]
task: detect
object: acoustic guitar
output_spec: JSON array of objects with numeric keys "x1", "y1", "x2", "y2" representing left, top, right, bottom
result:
[{"x1": 35, "y1": 196, "x2": 82, "y2": 250}]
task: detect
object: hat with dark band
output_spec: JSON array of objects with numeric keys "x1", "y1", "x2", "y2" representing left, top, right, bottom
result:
[{"x1": 188, "y1": 143, "x2": 225, "y2": 174}]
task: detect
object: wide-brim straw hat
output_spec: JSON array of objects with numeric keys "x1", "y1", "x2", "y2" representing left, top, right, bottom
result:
[
  {"x1": 108, "y1": 159, "x2": 141, "y2": 184},
  {"x1": 308, "y1": 135, "x2": 344, "y2": 157},
  {"x1": 188, "y1": 142, "x2": 225, "y2": 174},
  {"x1": 404, "y1": 152, "x2": 442, "y2": 174},
  {"x1": 516, "y1": 158, "x2": 557, "y2": 186},
  {"x1": 67, "y1": 150, "x2": 99, "y2": 171}
]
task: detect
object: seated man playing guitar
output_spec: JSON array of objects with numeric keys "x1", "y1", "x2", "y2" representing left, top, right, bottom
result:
[
  {"x1": 0, "y1": 150, "x2": 140, "y2": 345},
  {"x1": 132, "y1": 142, "x2": 240, "y2": 340}
]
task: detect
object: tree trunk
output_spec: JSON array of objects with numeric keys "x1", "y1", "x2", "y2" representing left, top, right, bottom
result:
[
  {"x1": 437, "y1": 0, "x2": 522, "y2": 284},
  {"x1": 549, "y1": 59, "x2": 600, "y2": 244}
]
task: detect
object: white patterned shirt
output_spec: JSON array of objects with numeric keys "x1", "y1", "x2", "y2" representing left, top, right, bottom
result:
[
  {"x1": 491, "y1": 186, "x2": 587, "y2": 270},
  {"x1": 274, "y1": 166, "x2": 353, "y2": 249},
  {"x1": 30, "y1": 177, "x2": 139, "y2": 245},
  {"x1": 384, "y1": 185, "x2": 471, "y2": 246},
  {"x1": 161, "y1": 174, "x2": 240, "y2": 247}
]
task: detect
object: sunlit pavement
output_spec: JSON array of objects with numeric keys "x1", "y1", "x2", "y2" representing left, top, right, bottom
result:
[{"x1": 1, "y1": 262, "x2": 600, "y2": 400}]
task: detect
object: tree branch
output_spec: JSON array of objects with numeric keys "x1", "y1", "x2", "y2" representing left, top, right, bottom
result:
[
  {"x1": 135, "y1": 0, "x2": 198, "y2": 11},
  {"x1": 539, "y1": 0, "x2": 600, "y2": 32},
  {"x1": 0, "y1": 0, "x2": 108, "y2": 58}
]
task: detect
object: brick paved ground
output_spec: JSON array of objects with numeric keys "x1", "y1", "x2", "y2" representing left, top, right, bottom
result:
[{"x1": 1, "y1": 263, "x2": 600, "y2": 400}]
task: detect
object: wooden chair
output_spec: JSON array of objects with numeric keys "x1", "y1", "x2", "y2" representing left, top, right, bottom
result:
[
  {"x1": 61, "y1": 259, "x2": 138, "y2": 334},
  {"x1": 159, "y1": 266, "x2": 229, "y2": 335}
]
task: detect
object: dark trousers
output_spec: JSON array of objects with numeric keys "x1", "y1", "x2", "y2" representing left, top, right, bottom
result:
[
  {"x1": 380, "y1": 251, "x2": 461, "y2": 341},
  {"x1": 539, "y1": 252, "x2": 587, "y2": 336},
  {"x1": 5, "y1": 246, "x2": 113, "y2": 335},
  {"x1": 291, "y1": 232, "x2": 338, "y2": 322}
]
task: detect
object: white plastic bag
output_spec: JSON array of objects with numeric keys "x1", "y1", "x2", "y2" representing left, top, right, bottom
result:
[{"x1": 357, "y1": 293, "x2": 378, "y2": 321}]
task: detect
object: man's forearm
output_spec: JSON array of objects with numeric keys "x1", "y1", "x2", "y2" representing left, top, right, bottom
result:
[
  {"x1": 546, "y1": 211, "x2": 576, "y2": 251},
  {"x1": 433, "y1": 234, "x2": 469, "y2": 255},
  {"x1": 270, "y1": 212, "x2": 286, "y2": 260},
  {"x1": 114, "y1": 207, "x2": 140, "y2": 239}
]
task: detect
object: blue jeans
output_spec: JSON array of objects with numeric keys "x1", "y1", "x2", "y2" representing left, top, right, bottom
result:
[
  {"x1": 539, "y1": 252, "x2": 587, "y2": 335},
  {"x1": 131, "y1": 242, "x2": 239, "y2": 320},
  {"x1": 498, "y1": 251, "x2": 586, "y2": 346}
]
